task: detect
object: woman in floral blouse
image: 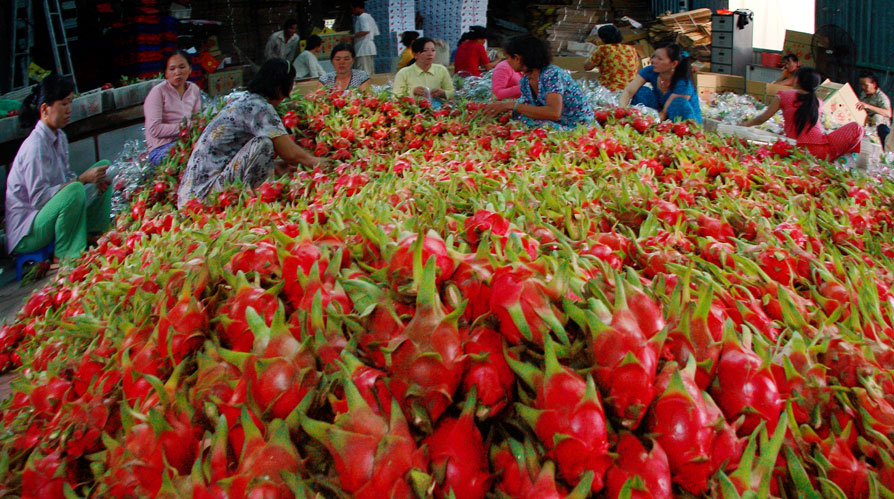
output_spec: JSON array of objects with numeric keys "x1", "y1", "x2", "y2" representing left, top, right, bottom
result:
[
  {"x1": 177, "y1": 59, "x2": 324, "y2": 208},
  {"x1": 583, "y1": 24, "x2": 641, "y2": 92},
  {"x1": 481, "y1": 35, "x2": 593, "y2": 130}
]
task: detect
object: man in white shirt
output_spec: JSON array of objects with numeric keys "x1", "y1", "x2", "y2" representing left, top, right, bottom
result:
[
  {"x1": 294, "y1": 35, "x2": 325, "y2": 79},
  {"x1": 351, "y1": 2, "x2": 379, "y2": 74},
  {"x1": 265, "y1": 19, "x2": 300, "y2": 62}
]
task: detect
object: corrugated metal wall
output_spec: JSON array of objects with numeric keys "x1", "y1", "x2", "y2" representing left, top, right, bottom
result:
[
  {"x1": 815, "y1": 0, "x2": 894, "y2": 100},
  {"x1": 652, "y1": 0, "x2": 729, "y2": 16},
  {"x1": 816, "y1": 0, "x2": 894, "y2": 70}
]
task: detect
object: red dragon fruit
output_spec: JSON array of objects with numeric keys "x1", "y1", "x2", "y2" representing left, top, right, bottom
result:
[
  {"x1": 506, "y1": 334, "x2": 612, "y2": 492},
  {"x1": 230, "y1": 410, "x2": 305, "y2": 498},
  {"x1": 215, "y1": 273, "x2": 279, "y2": 352},
  {"x1": 489, "y1": 262, "x2": 568, "y2": 346},
  {"x1": 604, "y1": 433, "x2": 672, "y2": 499},
  {"x1": 461, "y1": 326, "x2": 515, "y2": 418},
  {"x1": 299, "y1": 374, "x2": 428, "y2": 498},
  {"x1": 387, "y1": 231, "x2": 456, "y2": 295},
  {"x1": 388, "y1": 257, "x2": 467, "y2": 429},
  {"x1": 569, "y1": 278, "x2": 664, "y2": 429},
  {"x1": 423, "y1": 388, "x2": 491, "y2": 498},
  {"x1": 490, "y1": 439, "x2": 593, "y2": 499},
  {"x1": 711, "y1": 329, "x2": 783, "y2": 436},
  {"x1": 646, "y1": 362, "x2": 743, "y2": 494}
]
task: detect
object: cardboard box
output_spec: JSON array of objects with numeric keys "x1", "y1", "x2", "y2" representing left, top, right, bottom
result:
[
  {"x1": 208, "y1": 68, "x2": 244, "y2": 97},
  {"x1": 762, "y1": 83, "x2": 791, "y2": 105},
  {"x1": 695, "y1": 73, "x2": 745, "y2": 102},
  {"x1": 782, "y1": 30, "x2": 815, "y2": 65},
  {"x1": 745, "y1": 81, "x2": 791, "y2": 104},
  {"x1": 319, "y1": 32, "x2": 350, "y2": 60},
  {"x1": 745, "y1": 80, "x2": 767, "y2": 101},
  {"x1": 815, "y1": 79, "x2": 868, "y2": 127},
  {"x1": 553, "y1": 56, "x2": 589, "y2": 72}
]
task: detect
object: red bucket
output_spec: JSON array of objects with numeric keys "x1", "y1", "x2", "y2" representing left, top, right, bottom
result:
[{"x1": 761, "y1": 52, "x2": 783, "y2": 68}]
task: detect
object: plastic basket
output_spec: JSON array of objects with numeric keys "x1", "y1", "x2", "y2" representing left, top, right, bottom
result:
[{"x1": 70, "y1": 90, "x2": 102, "y2": 122}]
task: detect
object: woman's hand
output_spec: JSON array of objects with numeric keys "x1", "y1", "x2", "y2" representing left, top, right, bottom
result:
[
  {"x1": 430, "y1": 88, "x2": 447, "y2": 99},
  {"x1": 78, "y1": 165, "x2": 108, "y2": 185},
  {"x1": 480, "y1": 101, "x2": 515, "y2": 118},
  {"x1": 412, "y1": 86, "x2": 428, "y2": 97}
]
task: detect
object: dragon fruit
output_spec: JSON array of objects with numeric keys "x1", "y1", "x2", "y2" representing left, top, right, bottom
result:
[
  {"x1": 490, "y1": 262, "x2": 568, "y2": 346},
  {"x1": 299, "y1": 373, "x2": 428, "y2": 498},
  {"x1": 388, "y1": 257, "x2": 467, "y2": 429},
  {"x1": 604, "y1": 433, "x2": 672, "y2": 499},
  {"x1": 506, "y1": 334, "x2": 612, "y2": 492},
  {"x1": 711, "y1": 328, "x2": 783, "y2": 436},
  {"x1": 423, "y1": 389, "x2": 490, "y2": 498},
  {"x1": 646, "y1": 362, "x2": 744, "y2": 495},
  {"x1": 461, "y1": 326, "x2": 515, "y2": 418}
]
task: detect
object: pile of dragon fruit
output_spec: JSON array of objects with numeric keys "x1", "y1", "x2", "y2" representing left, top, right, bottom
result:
[{"x1": 2, "y1": 87, "x2": 894, "y2": 499}]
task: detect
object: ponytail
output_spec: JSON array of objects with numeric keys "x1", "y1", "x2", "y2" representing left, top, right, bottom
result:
[
  {"x1": 792, "y1": 67, "x2": 821, "y2": 137},
  {"x1": 654, "y1": 41, "x2": 693, "y2": 90},
  {"x1": 18, "y1": 73, "x2": 75, "y2": 129}
]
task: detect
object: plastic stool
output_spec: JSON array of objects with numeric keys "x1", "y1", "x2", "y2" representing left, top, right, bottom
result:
[{"x1": 15, "y1": 243, "x2": 54, "y2": 281}]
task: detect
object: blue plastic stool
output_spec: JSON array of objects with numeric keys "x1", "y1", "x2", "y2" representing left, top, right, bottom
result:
[{"x1": 15, "y1": 243, "x2": 54, "y2": 281}]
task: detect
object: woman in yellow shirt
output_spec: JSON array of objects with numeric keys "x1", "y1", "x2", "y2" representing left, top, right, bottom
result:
[
  {"x1": 396, "y1": 31, "x2": 420, "y2": 71},
  {"x1": 393, "y1": 37, "x2": 455, "y2": 106},
  {"x1": 583, "y1": 24, "x2": 641, "y2": 92}
]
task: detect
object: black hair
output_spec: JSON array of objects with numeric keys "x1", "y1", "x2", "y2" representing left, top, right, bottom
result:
[
  {"x1": 781, "y1": 53, "x2": 799, "y2": 64},
  {"x1": 792, "y1": 66, "x2": 821, "y2": 136},
  {"x1": 463, "y1": 29, "x2": 487, "y2": 42},
  {"x1": 248, "y1": 58, "x2": 296, "y2": 100},
  {"x1": 411, "y1": 37, "x2": 435, "y2": 54},
  {"x1": 597, "y1": 25, "x2": 623, "y2": 44},
  {"x1": 283, "y1": 19, "x2": 298, "y2": 31},
  {"x1": 163, "y1": 49, "x2": 192, "y2": 69},
  {"x1": 400, "y1": 31, "x2": 419, "y2": 47},
  {"x1": 19, "y1": 73, "x2": 75, "y2": 128},
  {"x1": 653, "y1": 40, "x2": 693, "y2": 89},
  {"x1": 330, "y1": 43, "x2": 356, "y2": 60},
  {"x1": 351, "y1": 1, "x2": 365, "y2": 10},
  {"x1": 504, "y1": 34, "x2": 552, "y2": 71},
  {"x1": 859, "y1": 70, "x2": 879, "y2": 87},
  {"x1": 305, "y1": 35, "x2": 322, "y2": 51}
]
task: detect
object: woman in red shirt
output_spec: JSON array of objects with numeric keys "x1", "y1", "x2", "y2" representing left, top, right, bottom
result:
[
  {"x1": 743, "y1": 67, "x2": 863, "y2": 162},
  {"x1": 454, "y1": 30, "x2": 499, "y2": 77}
]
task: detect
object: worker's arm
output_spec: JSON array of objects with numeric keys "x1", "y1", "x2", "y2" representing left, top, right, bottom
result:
[
  {"x1": 856, "y1": 101, "x2": 893, "y2": 118},
  {"x1": 272, "y1": 135, "x2": 323, "y2": 167},
  {"x1": 618, "y1": 75, "x2": 647, "y2": 107},
  {"x1": 741, "y1": 96, "x2": 781, "y2": 127}
]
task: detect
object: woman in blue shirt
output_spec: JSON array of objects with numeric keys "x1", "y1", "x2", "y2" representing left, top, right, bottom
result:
[
  {"x1": 481, "y1": 35, "x2": 593, "y2": 130},
  {"x1": 619, "y1": 41, "x2": 702, "y2": 123}
]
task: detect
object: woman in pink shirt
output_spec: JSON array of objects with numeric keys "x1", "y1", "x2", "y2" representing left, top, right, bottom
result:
[
  {"x1": 743, "y1": 67, "x2": 863, "y2": 162},
  {"x1": 144, "y1": 50, "x2": 202, "y2": 165},
  {"x1": 491, "y1": 59, "x2": 522, "y2": 100}
]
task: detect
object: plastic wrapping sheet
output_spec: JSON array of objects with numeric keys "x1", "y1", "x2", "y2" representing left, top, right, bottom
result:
[
  {"x1": 108, "y1": 138, "x2": 154, "y2": 217},
  {"x1": 701, "y1": 92, "x2": 785, "y2": 135}
]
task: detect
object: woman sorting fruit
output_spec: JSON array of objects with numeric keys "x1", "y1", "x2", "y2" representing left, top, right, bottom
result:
[
  {"x1": 5, "y1": 74, "x2": 112, "y2": 261},
  {"x1": 583, "y1": 24, "x2": 641, "y2": 92},
  {"x1": 143, "y1": 50, "x2": 202, "y2": 165},
  {"x1": 742, "y1": 67, "x2": 864, "y2": 162},
  {"x1": 393, "y1": 37, "x2": 455, "y2": 107},
  {"x1": 481, "y1": 35, "x2": 593, "y2": 130},
  {"x1": 177, "y1": 59, "x2": 324, "y2": 208},
  {"x1": 619, "y1": 41, "x2": 702, "y2": 124},
  {"x1": 317, "y1": 44, "x2": 370, "y2": 92}
]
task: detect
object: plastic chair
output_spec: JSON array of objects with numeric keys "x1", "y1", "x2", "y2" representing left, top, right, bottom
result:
[{"x1": 15, "y1": 243, "x2": 54, "y2": 281}]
